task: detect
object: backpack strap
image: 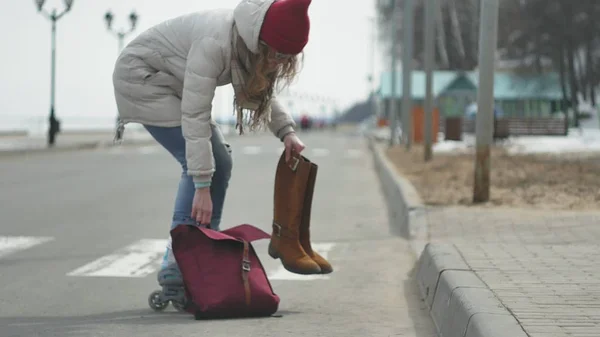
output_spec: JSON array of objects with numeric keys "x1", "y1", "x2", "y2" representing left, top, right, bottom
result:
[{"x1": 241, "y1": 240, "x2": 251, "y2": 306}]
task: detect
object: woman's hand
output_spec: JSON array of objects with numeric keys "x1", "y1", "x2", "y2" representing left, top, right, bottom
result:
[
  {"x1": 283, "y1": 132, "x2": 306, "y2": 162},
  {"x1": 191, "y1": 187, "x2": 212, "y2": 225}
]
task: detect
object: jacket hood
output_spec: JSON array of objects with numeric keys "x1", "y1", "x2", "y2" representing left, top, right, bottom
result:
[{"x1": 233, "y1": 0, "x2": 276, "y2": 54}]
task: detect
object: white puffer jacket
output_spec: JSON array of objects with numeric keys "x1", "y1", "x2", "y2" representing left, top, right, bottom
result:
[{"x1": 112, "y1": 0, "x2": 296, "y2": 184}]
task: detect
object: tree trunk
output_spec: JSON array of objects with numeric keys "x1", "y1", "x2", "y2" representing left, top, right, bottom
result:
[
  {"x1": 586, "y1": 1, "x2": 597, "y2": 107},
  {"x1": 448, "y1": 0, "x2": 466, "y2": 61},
  {"x1": 567, "y1": 40, "x2": 579, "y2": 128},
  {"x1": 586, "y1": 39, "x2": 596, "y2": 106},
  {"x1": 576, "y1": 51, "x2": 588, "y2": 101},
  {"x1": 469, "y1": 0, "x2": 479, "y2": 64},
  {"x1": 435, "y1": 0, "x2": 449, "y2": 69},
  {"x1": 558, "y1": 44, "x2": 568, "y2": 111}
]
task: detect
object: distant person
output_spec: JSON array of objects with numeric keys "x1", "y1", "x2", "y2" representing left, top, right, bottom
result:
[
  {"x1": 48, "y1": 112, "x2": 60, "y2": 147},
  {"x1": 465, "y1": 101, "x2": 503, "y2": 119},
  {"x1": 111, "y1": 0, "x2": 311, "y2": 300},
  {"x1": 465, "y1": 101, "x2": 477, "y2": 120},
  {"x1": 300, "y1": 114, "x2": 311, "y2": 130}
]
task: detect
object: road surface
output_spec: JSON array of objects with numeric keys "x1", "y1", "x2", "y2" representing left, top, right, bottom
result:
[{"x1": 0, "y1": 130, "x2": 436, "y2": 337}]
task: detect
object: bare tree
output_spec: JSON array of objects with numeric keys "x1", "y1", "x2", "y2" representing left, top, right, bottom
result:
[
  {"x1": 376, "y1": 0, "x2": 600, "y2": 120},
  {"x1": 376, "y1": 0, "x2": 506, "y2": 70},
  {"x1": 501, "y1": 0, "x2": 600, "y2": 124}
]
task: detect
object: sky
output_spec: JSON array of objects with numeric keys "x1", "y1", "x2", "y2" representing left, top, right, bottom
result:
[{"x1": 0, "y1": 0, "x2": 384, "y2": 131}]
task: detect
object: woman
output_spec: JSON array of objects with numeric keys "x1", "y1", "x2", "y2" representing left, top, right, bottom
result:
[{"x1": 111, "y1": 0, "x2": 311, "y2": 294}]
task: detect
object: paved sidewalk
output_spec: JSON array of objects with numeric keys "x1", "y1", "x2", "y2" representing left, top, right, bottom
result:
[
  {"x1": 368, "y1": 135, "x2": 600, "y2": 336},
  {"x1": 424, "y1": 206, "x2": 600, "y2": 336}
]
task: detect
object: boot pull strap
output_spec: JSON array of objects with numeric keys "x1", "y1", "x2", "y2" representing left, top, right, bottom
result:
[
  {"x1": 272, "y1": 221, "x2": 298, "y2": 239},
  {"x1": 288, "y1": 156, "x2": 300, "y2": 172}
]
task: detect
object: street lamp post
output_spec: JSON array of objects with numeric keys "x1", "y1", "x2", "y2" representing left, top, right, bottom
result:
[
  {"x1": 104, "y1": 10, "x2": 138, "y2": 138},
  {"x1": 104, "y1": 10, "x2": 138, "y2": 54},
  {"x1": 34, "y1": 0, "x2": 74, "y2": 147}
]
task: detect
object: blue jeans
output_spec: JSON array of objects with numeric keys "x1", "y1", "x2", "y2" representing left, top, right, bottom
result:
[{"x1": 144, "y1": 123, "x2": 233, "y2": 270}]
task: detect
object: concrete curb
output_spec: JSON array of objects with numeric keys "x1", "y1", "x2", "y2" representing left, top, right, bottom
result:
[
  {"x1": 366, "y1": 136, "x2": 429, "y2": 256},
  {"x1": 0, "y1": 138, "x2": 156, "y2": 158},
  {"x1": 416, "y1": 244, "x2": 527, "y2": 337},
  {"x1": 365, "y1": 135, "x2": 526, "y2": 337}
]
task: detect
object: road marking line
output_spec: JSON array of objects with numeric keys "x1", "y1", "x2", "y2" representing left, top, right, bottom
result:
[
  {"x1": 138, "y1": 146, "x2": 160, "y2": 154},
  {"x1": 242, "y1": 146, "x2": 262, "y2": 155},
  {"x1": 0, "y1": 236, "x2": 55, "y2": 258},
  {"x1": 268, "y1": 243, "x2": 336, "y2": 281},
  {"x1": 106, "y1": 147, "x2": 125, "y2": 154},
  {"x1": 311, "y1": 148, "x2": 330, "y2": 157},
  {"x1": 345, "y1": 149, "x2": 363, "y2": 158},
  {"x1": 67, "y1": 239, "x2": 168, "y2": 278}
]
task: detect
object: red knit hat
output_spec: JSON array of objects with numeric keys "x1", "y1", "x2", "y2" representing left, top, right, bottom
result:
[{"x1": 259, "y1": 0, "x2": 312, "y2": 55}]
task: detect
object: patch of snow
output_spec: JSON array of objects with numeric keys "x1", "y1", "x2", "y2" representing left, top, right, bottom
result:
[
  {"x1": 433, "y1": 141, "x2": 470, "y2": 153},
  {"x1": 505, "y1": 128, "x2": 600, "y2": 155},
  {"x1": 369, "y1": 120, "x2": 600, "y2": 157},
  {"x1": 433, "y1": 134, "x2": 475, "y2": 154}
]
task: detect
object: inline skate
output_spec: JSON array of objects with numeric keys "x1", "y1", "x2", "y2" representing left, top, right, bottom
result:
[{"x1": 147, "y1": 265, "x2": 188, "y2": 312}]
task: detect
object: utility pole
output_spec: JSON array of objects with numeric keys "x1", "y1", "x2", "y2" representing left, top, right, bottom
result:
[
  {"x1": 401, "y1": 0, "x2": 415, "y2": 150},
  {"x1": 34, "y1": 0, "x2": 74, "y2": 148},
  {"x1": 423, "y1": 0, "x2": 436, "y2": 161},
  {"x1": 473, "y1": 0, "x2": 499, "y2": 203},
  {"x1": 367, "y1": 17, "x2": 376, "y2": 95},
  {"x1": 388, "y1": 0, "x2": 399, "y2": 147},
  {"x1": 368, "y1": 17, "x2": 378, "y2": 123}
]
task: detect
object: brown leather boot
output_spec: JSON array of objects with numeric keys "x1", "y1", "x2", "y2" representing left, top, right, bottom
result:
[
  {"x1": 268, "y1": 151, "x2": 322, "y2": 275},
  {"x1": 300, "y1": 159, "x2": 333, "y2": 274}
]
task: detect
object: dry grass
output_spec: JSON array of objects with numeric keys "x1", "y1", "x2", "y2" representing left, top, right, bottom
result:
[{"x1": 385, "y1": 145, "x2": 600, "y2": 210}]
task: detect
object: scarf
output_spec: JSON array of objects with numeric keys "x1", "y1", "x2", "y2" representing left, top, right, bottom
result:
[{"x1": 230, "y1": 24, "x2": 272, "y2": 135}]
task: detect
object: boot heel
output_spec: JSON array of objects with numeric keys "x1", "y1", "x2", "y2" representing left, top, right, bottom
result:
[{"x1": 268, "y1": 244, "x2": 280, "y2": 259}]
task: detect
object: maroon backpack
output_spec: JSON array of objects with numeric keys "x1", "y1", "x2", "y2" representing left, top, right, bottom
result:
[{"x1": 170, "y1": 224, "x2": 280, "y2": 319}]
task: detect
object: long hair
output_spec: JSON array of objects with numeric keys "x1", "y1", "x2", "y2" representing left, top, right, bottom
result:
[{"x1": 243, "y1": 43, "x2": 303, "y2": 131}]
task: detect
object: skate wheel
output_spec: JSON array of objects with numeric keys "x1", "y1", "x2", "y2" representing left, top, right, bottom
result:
[
  {"x1": 148, "y1": 290, "x2": 168, "y2": 312},
  {"x1": 172, "y1": 299, "x2": 187, "y2": 312}
]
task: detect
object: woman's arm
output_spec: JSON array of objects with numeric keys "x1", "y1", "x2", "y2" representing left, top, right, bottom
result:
[
  {"x1": 181, "y1": 37, "x2": 225, "y2": 187},
  {"x1": 268, "y1": 97, "x2": 297, "y2": 141}
]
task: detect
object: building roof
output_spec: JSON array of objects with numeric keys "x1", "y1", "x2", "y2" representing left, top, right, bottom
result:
[
  {"x1": 378, "y1": 70, "x2": 462, "y2": 99},
  {"x1": 378, "y1": 70, "x2": 564, "y2": 100}
]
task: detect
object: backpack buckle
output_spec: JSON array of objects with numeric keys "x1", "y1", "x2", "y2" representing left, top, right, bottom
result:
[{"x1": 242, "y1": 259, "x2": 251, "y2": 272}]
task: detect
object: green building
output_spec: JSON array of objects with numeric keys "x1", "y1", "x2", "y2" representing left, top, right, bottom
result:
[{"x1": 376, "y1": 70, "x2": 566, "y2": 119}]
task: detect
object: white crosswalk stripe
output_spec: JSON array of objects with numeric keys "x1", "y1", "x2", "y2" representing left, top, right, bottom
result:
[
  {"x1": 241, "y1": 146, "x2": 262, "y2": 155},
  {"x1": 267, "y1": 243, "x2": 336, "y2": 280},
  {"x1": 0, "y1": 236, "x2": 55, "y2": 258},
  {"x1": 0, "y1": 234, "x2": 336, "y2": 281},
  {"x1": 62, "y1": 238, "x2": 336, "y2": 281},
  {"x1": 345, "y1": 148, "x2": 363, "y2": 158},
  {"x1": 101, "y1": 144, "x2": 363, "y2": 159},
  {"x1": 237, "y1": 146, "x2": 361, "y2": 158},
  {"x1": 67, "y1": 239, "x2": 168, "y2": 278},
  {"x1": 137, "y1": 145, "x2": 160, "y2": 154},
  {"x1": 105, "y1": 146, "x2": 126, "y2": 154},
  {"x1": 311, "y1": 148, "x2": 330, "y2": 157}
]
